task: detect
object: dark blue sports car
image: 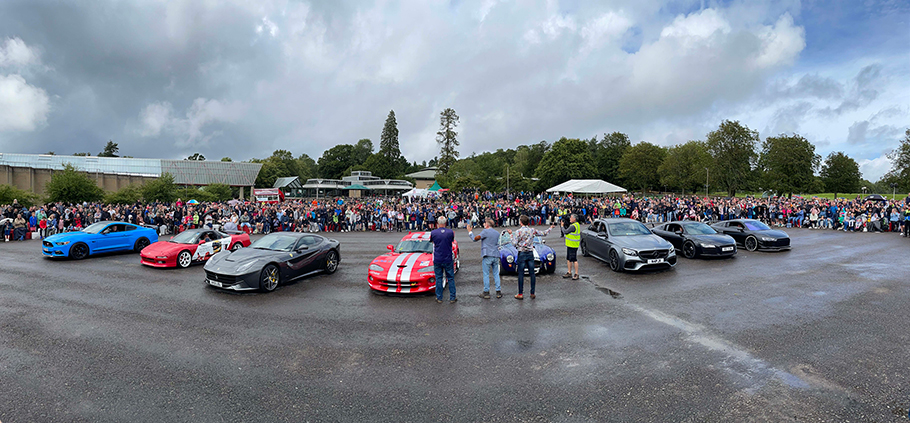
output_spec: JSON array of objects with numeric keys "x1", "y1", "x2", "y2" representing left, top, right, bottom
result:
[
  {"x1": 42, "y1": 221, "x2": 159, "y2": 260},
  {"x1": 497, "y1": 230, "x2": 556, "y2": 275}
]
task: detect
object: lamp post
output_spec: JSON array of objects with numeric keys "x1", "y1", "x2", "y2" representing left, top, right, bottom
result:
[
  {"x1": 705, "y1": 167, "x2": 709, "y2": 198},
  {"x1": 891, "y1": 183, "x2": 898, "y2": 200}
]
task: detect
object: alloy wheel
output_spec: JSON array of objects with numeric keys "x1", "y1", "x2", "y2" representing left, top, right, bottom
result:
[
  {"x1": 745, "y1": 236, "x2": 758, "y2": 252},
  {"x1": 325, "y1": 250, "x2": 338, "y2": 274},
  {"x1": 261, "y1": 265, "x2": 279, "y2": 292},
  {"x1": 70, "y1": 243, "x2": 88, "y2": 260},
  {"x1": 683, "y1": 242, "x2": 697, "y2": 259},
  {"x1": 609, "y1": 250, "x2": 621, "y2": 272},
  {"x1": 178, "y1": 251, "x2": 192, "y2": 268}
]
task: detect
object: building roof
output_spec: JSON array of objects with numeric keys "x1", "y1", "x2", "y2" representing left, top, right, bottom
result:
[
  {"x1": 273, "y1": 176, "x2": 303, "y2": 189},
  {"x1": 0, "y1": 153, "x2": 262, "y2": 186},
  {"x1": 546, "y1": 179, "x2": 627, "y2": 194},
  {"x1": 405, "y1": 167, "x2": 438, "y2": 180}
]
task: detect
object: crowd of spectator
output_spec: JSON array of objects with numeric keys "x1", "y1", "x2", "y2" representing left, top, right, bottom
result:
[{"x1": 2, "y1": 189, "x2": 910, "y2": 242}]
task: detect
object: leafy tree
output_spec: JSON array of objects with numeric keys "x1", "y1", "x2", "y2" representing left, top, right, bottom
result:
[
  {"x1": 254, "y1": 149, "x2": 302, "y2": 187},
  {"x1": 353, "y1": 139, "x2": 374, "y2": 164},
  {"x1": 45, "y1": 164, "x2": 105, "y2": 203},
  {"x1": 589, "y1": 132, "x2": 631, "y2": 183},
  {"x1": 220, "y1": 157, "x2": 233, "y2": 162},
  {"x1": 820, "y1": 151, "x2": 861, "y2": 197},
  {"x1": 72, "y1": 152, "x2": 90, "y2": 156},
  {"x1": 618, "y1": 142, "x2": 667, "y2": 193},
  {"x1": 886, "y1": 129, "x2": 910, "y2": 191},
  {"x1": 435, "y1": 108, "x2": 460, "y2": 178},
  {"x1": 105, "y1": 185, "x2": 142, "y2": 205},
  {"x1": 0, "y1": 184, "x2": 38, "y2": 207},
  {"x1": 534, "y1": 137, "x2": 596, "y2": 188},
  {"x1": 46, "y1": 151, "x2": 55, "y2": 155},
  {"x1": 372, "y1": 110, "x2": 409, "y2": 178},
  {"x1": 296, "y1": 153, "x2": 317, "y2": 181},
  {"x1": 317, "y1": 145, "x2": 358, "y2": 180},
  {"x1": 203, "y1": 183, "x2": 233, "y2": 201},
  {"x1": 186, "y1": 153, "x2": 206, "y2": 161},
  {"x1": 757, "y1": 134, "x2": 821, "y2": 197},
  {"x1": 98, "y1": 140, "x2": 120, "y2": 157},
  {"x1": 705, "y1": 120, "x2": 759, "y2": 197},
  {"x1": 141, "y1": 173, "x2": 178, "y2": 203},
  {"x1": 658, "y1": 141, "x2": 712, "y2": 194}
]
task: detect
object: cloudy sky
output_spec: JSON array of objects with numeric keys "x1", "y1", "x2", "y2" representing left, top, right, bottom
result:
[{"x1": 0, "y1": 0, "x2": 907, "y2": 180}]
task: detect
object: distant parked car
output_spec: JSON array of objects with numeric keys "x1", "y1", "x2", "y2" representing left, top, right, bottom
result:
[
  {"x1": 651, "y1": 221, "x2": 737, "y2": 259},
  {"x1": 140, "y1": 228, "x2": 251, "y2": 268},
  {"x1": 43, "y1": 221, "x2": 158, "y2": 260},
  {"x1": 710, "y1": 219, "x2": 790, "y2": 252},
  {"x1": 580, "y1": 218, "x2": 676, "y2": 272}
]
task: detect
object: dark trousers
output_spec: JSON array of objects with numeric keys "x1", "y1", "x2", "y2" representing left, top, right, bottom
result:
[{"x1": 516, "y1": 251, "x2": 536, "y2": 295}]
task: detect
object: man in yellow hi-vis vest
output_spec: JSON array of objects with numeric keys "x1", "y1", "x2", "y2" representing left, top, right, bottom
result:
[{"x1": 561, "y1": 214, "x2": 581, "y2": 280}]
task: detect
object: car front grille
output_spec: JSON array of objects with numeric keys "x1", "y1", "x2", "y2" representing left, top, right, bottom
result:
[
  {"x1": 205, "y1": 271, "x2": 239, "y2": 284},
  {"x1": 639, "y1": 250, "x2": 669, "y2": 259}
]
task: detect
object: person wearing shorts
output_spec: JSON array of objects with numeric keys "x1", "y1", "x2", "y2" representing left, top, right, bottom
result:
[{"x1": 561, "y1": 214, "x2": 581, "y2": 280}]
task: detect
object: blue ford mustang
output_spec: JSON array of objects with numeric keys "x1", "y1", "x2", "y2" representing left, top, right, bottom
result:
[
  {"x1": 42, "y1": 221, "x2": 159, "y2": 260},
  {"x1": 497, "y1": 230, "x2": 557, "y2": 275}
]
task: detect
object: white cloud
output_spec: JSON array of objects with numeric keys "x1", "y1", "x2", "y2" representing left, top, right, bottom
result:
[
  {"x1": 659, "y1": 8, "x2": 731, "y2": 45},
  {"x1": 0, "y1": 74, "x2": 50, "y2": 132},
  {"x1": 753, "y1": 13, "x2": 804, "y2": 68},
  {"x1": 858, "y1": 155, "x2": 892, "y2": 181},
  {"x1": 138, "y1": 98, "x2": 245, "y2": 146},
  {"x1": 0, "y1": 37, "x2": 40, "y2": 68}
]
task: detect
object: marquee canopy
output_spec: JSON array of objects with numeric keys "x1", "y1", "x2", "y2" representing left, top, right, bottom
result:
[{"x1": 546, "y1": 179, "x2": 626, "y2": 194}]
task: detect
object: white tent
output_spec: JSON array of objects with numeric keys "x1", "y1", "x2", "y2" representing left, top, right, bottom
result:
[
  {"x1": 402, "y1": 188, "x2": 431, "y2": 198},
  {"x1": 546, "y1": 179, "x2": 627, "y2": 194}
]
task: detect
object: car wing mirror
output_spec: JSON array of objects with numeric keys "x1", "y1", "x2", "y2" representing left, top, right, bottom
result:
[{"x1": 387, "y1": 244, "x2": 395, "y2": 251}]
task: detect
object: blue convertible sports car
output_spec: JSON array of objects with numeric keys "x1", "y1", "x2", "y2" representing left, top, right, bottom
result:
[
  {"x1": 43, "y1": 221, "x2": 159, "y2": 260},
  {"x1": 497, "y1": 230, "x2": 557, "y2": 275}
]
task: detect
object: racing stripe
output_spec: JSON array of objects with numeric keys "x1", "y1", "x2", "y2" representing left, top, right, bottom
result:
[
  {"x1": 386, "y1": 253, "x2": 411, "y2": 282},
  {"x1": 398, "y1": 253, "x2": 422, "y2": 283}
]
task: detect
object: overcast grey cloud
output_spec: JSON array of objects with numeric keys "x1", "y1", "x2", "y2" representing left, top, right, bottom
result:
[{"x1": 0, "y1": 0, "x2": 906, "y2": 180}]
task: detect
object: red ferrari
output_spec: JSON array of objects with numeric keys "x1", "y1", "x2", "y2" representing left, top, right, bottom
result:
[
  {"x1": 140, "y1": 228, "x2": 251, "y2": 268},
  {"x1": 368, "y1": 232, "x2": 459, "y2": 294}
]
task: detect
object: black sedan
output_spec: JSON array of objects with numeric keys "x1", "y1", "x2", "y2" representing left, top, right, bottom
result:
[
  {"x1": 203, "y1": 233, "x2": 340, "y2": 292},
  {"x1": 710, "y1": 219, "x2": 790, "y2": 252},
  {"x1": 651, "y1": 221, "x2": 737, "y2": 259}
]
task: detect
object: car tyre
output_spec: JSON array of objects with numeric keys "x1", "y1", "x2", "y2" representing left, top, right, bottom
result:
[
  {"x1": 324, "y1": 250, "x2": 339, "y2": 274},
  {"x1": 177, "y1": 250, "x2": 192, "y2": 268},
  {"x1": 609, "y1": 249, "x2": 622, "y2": 273},
  {"x1": 69, "y1": 243, "x2": 89, "y2": 260},
  {"x1": 260, "y1": 264, "x2": 280, "y2": 292},
  {"x1": 745, "y1": 236, "x2": 758, "y2": 252},
  {"x1": 683, "y1": 241, "x2": 697, "y2": 259},
  {"x1": 580, "y1": 241, "x2": 589, "y2": 257},
  {"x1": 134, "y1": 237, "x2": 150, "y2": 252},
  {"x1": 230, "y1": 242, "x2": 242, "y2": 252}
]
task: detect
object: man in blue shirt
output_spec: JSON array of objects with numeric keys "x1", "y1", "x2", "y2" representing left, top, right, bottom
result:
[
  {"x1": 467, "y1": 218, "x2": 501, "y2": 299},
  {"x1": 430, "y1": 216, "x2": 457, "y2": 303}
]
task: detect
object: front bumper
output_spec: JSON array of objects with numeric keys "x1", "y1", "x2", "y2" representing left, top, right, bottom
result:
[
  {"x1": 623, "y1": 255, "x2": 677, "y2": 271},
  {"x1": 42, "y1": 241, "x2": 72, "y2": 257},
  {"x1": 501, "y1": 259, "x2": 555, "y2": 274},
  {"x1": 368, "y1": 273, "x2": 435, "y2": 294},
  {"x1": 205, "y1": 269, "x2": 259, "y2": 291},
  {"x1": 758, "y1": 238, "x2": 791, "y2": 251},
  {"x1": 140, "y1": 254, "x2": 177, "y2": 267},
  {"x1": 698, "y1": 245, "x2": 737, "y2": 257}
]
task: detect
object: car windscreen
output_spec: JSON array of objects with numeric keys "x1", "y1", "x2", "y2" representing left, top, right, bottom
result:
[
  {"x1": 170, "y1": 231, "x2": 199, "y2": 244},
  {"x1": 608, "y1": 222, "x2": 652, "y2": 236},
  {"x1": 684, "y1": 223, "x2": 717, "y2": 235},
  {"x1": 249, "y1": 234, "x2": 299, "y2": 252},
  {"x1": 82, "y1": 222, "x2": 108, "y2": 234},
  {"x1": 499, "y1": 232, "x2": 511, "y2": 245},
  {"x1": 396, "y1": 240, "x2": 433, "y2": 253},
  {"x1": 744, "y1": 221, "x2": 770, "y2": 231}
]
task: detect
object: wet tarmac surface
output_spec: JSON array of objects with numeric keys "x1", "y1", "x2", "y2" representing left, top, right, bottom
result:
[{"x1": 1, "y1": 227, "x2": 908, "y2": 422}]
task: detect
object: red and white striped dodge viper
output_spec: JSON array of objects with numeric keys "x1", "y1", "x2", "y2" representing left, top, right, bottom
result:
[{"x1": 367, "y1": 231, "x2": 459, "y2": 294}]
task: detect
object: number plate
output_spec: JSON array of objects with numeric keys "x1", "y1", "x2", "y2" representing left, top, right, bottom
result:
[
  {"x1": 208, "y1": 279, "x2": 222, "y2": 288},
  {"x1": 722, "y1": 246, "x2": 734, "y2": 252},
  {"x1": 647, "y1": 258, "x2": 664, "y2": 264}
]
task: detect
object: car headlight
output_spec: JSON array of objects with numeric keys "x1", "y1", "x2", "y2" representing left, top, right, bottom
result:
[
  {"x1": 546, "y1": 253, "x2": 555, "y2": 261},
  {"x1": 55, "y1": 241, "x2": 71, "y2": 246},
  {"x1": 506, "y1": 255, "x2": 514, "y2": 263},
  {"x1": 668, "y1": 246, "x2": 676, "y2": 254},
  {"x1": 369, "y1": 264, "x2": 384, "y2": 271},
  {"x1": 417, "y1": 266, "x2": 435, "y2": 273},
  {"x1": 699, "y1": 243, "x2": 715, "y2": 248},
  {"x1": 622, "y1": 248, "x2": 638, "y2": 256},
  {"x1": 760, "y1": 237, "x2": 775, "y2": 242}
]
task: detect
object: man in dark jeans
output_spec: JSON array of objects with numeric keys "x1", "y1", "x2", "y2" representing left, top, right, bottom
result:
[
  {"x1": 507, "y1": 215, "x2": 554, "y2": 300},
  {"x1": 430, "y1": 216, "x2": 457, "y2": 304}
]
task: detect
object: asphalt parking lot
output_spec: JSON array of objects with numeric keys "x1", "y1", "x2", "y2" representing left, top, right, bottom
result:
[{"x1": 1, "y1": 227, "x2": 908, "y2": 422}]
